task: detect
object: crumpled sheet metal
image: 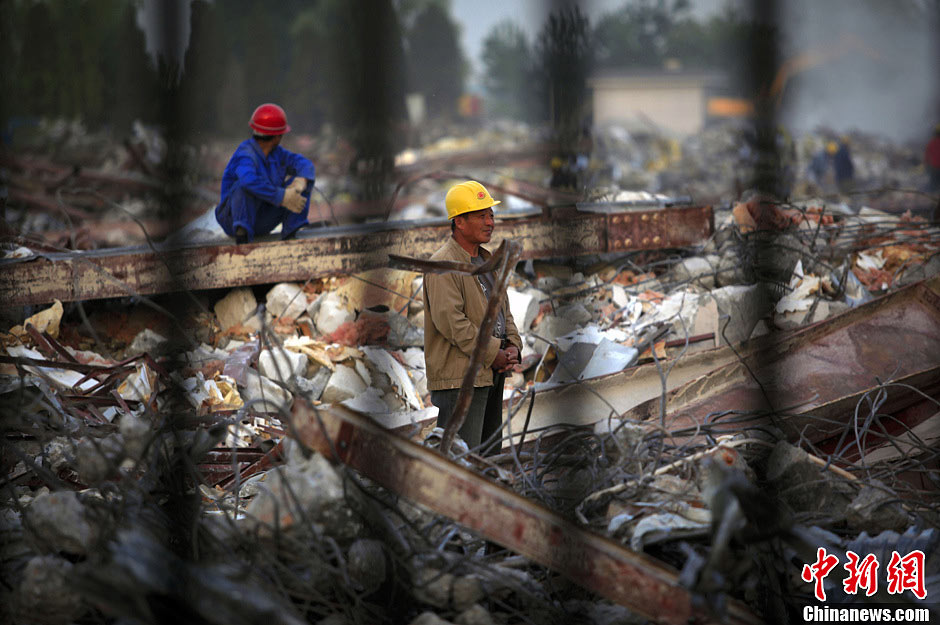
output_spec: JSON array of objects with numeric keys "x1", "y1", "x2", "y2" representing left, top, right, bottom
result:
[{"x1": 622, "y1": 276, "x2": 940, "y2": 445}]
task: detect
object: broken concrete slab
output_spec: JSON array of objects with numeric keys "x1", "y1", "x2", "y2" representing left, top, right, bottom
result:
[
  {"x1": 669, "y1": 257, "x2": 716, "y2": 289},
  {"x1": 14, "y1": 555, "x2": 83, "y2": 625},
  {"x1": 125, "y1": 328, "x2": 169, "y2": 356},
  {"x1": 709, "y1": 284, "x2": 771, "y2": 345},
  {"x1": 265, "y1": 283, "x2": 308, "y2": 320},
  {"x1": 242, "y1": 455, "x2": 363, "y2": 540},
  {"x1": 846, "y1": 483, "x2": 910, "y2": 534},
  {"x1": 346, "y1": 538, "x2": 387, "y2": 594},
  {"x1": 320, "y1": 364, "x2": 367, "y2": 404},
  {"x1": 240, "y1": 370, "x2": 293, "y2": 413},
  {"x1": 507, "y1": 287, "x2": 540, "y2": 332},
  {"x1": 258, "y1": 348, "x2": 307, "y2": 382},
  {"x1": 315, "y1": 291, "x2": 355, "y2": 335},
  {"x1": 214, "y1": 287, "x2": 261, "y2": 332},
  {"x1": 292, "y1": 366, "x2": 331, "y2": 401},
  {"x1": 23, "y1": 491, "x2": 96, "y2": 556},
  {"x1": 766, "y1": 441, "x2": 854, "y2": 518},
  {"x1": 530, "y1": 315, "x2": 578, "y2": 355}
]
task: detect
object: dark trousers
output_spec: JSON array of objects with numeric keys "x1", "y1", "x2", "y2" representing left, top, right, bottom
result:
[{"x1": 431, "y1": 373, "x2": 505, "y2": 455}]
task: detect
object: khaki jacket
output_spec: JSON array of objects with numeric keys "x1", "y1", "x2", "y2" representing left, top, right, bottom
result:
[{"x1": 423, "y1": 237, "x2": 523, "y2": 391}]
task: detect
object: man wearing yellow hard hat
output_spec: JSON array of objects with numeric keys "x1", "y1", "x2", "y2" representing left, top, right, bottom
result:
[{"x1": 422, "y1": 181, "x2": 523, "y2": 454}]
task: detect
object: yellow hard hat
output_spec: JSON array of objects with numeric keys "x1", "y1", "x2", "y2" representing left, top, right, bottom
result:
[
  {"x1": 445, "y1": 180, "x2": 501, "y2": 220},
  {"x1": 826, "y1": 141, "x2": 838, "y2": 155}
]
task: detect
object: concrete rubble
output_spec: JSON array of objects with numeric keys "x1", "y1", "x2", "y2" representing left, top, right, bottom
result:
[{"x1": 1, "y1": 120, "x2": 939, "y2": 625}]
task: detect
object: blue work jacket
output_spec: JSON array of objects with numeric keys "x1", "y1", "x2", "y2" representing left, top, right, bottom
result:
[{"x1": 220, "y1": 139, "x2": 316, "y2": 208}]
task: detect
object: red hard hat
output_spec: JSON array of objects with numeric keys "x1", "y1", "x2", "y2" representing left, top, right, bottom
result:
[{"x1": 249, "y1": 103, "x2": 290, "y2": 135}]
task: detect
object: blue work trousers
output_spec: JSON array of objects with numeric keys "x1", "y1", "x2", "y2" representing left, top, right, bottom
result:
[{"x1": 215, "y1": 184, "x2": 310, "y2": 241}]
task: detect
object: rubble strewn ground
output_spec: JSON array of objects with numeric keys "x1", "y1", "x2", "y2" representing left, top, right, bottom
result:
[{"x1": 2, "y1": 119, "x2": 939, "y2": 624}]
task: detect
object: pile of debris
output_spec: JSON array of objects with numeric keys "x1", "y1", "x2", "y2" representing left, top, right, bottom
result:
[{"x1": 3, "y1": 175, "x2": 939, "y2": 623}]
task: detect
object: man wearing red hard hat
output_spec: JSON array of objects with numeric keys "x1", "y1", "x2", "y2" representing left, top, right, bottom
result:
[{"x1": 215, "y1": 103, "x2": 316, "y2": 243}]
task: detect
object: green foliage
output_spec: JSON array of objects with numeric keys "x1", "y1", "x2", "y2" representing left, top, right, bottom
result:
[{"x1": 481, "y1": 21, "x2": 534, "y2": 121}]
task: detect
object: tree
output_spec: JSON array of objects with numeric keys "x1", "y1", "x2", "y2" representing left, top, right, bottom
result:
[
  {"x1": 481, "y1": 20, "x2": 533, "y2": 121},
  {"x1": 593, "y1": 0, "x2": 691, "y2": 70},
  {"x1": 178, "y1": 0, "x2": 230, "y2": 138},
  {"x1": 534, "y1": 6, "x2": 592, "y2": 148},
  {"x1": 406, "y1": 3, "x2": 465, "y2": 119},
  {"x1": 17, "y1": 2, "x2": 61, "y2": 118}
]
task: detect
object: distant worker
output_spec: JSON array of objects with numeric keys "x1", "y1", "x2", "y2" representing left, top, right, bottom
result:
[
  {"x1": 833, "y1": 138, "x2": 855, "y2": 193},
  {"x1": 925, "y1": 124, "x2": 940, "y2": 192},
  {"x1": 423, "y1": 181, "x2": 522, "y2": 455},
  {"x1": 809, "y1": 140, "x2": 841, "y2": 194},
  {"x1": 215, "y1": 103, "x2": 316, "y2": 244}
]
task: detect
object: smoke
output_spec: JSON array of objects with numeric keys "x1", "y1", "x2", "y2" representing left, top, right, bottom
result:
[{"x1": 777, "y1": 0, "x2": 938, "y2": 142}]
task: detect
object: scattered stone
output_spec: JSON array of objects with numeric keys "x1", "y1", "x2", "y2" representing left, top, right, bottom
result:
[
  {"x1": 347, "y1": 538, "x2": 387, "y2": 594},
  {"x1": 412, "y1": 566, "x2": 454, "y2": 609},
  {"x1": 386, "y1": 312, "x2": 424, "y2": 347},
  {"x1": 42, "y1": 437, "x2": 73, "y2": 473},
  {"x1": 14, "y1": 555, "x2": 83, "y2": 625},
  {"x1": 715, "y1": 250, "x2": 747, "y2": 286},
  {"x1": 409, "y1": 612, "x2": 453, "y2": 625},
  {"x1": 556, "y1": 302, "x2": 593, "y2": 325},
  {"x1": 320, "y1": 365, "x2": 367, "y2": 404},
  {"x1": 23, "y1": 491, "x2": 95, "y2": 555},
  {"x1": 670, "y1": 256, "x2": 716, "y2": 289},
  {"x1": 315, "y1": 291, "x2": 355, "y2": 335},
  {"x1": 766, "y1": 441, "x2": 854, "y2": 518},
  {"x1": 611, "y1": 284, "x2": 630, "y2": 308},
  {"x1": 258, "y1": 348, "x2": 307, "y2": 381},
  {"x1": 74, "y1": 436, "x2": 124, "y2": 483},
  {"x1": 846, "y1": 483, "x2": 910, "y2": 533},
  {"x1": 455, "y1": 604, "x2": 495, "y2": 625},
  {"x1": 266, "y1": 283, "x2": 308, "y2": 320},
  {"x1": 452, "y1": 574, "x2": 485, "y2": 611},
  {"x1": 240, "y1": 370, "x2": 293, "y2": 413},
  {"x1": 243, "y1": 454, "x2": 362, "y2": 540},
  {"x1": 709, "y1": 284, "x2": 770, "y2": 345},
  {"x1": 118, "y1": 413, "x2": 151, "y2": 460},
  {"x1": 214, "y1": 288, "x2": 261, "y2": 332},
  {"x1": 507, "y1": 288, "x2": 540, "y2": 331},
  {"x1": 125, "y1": 328, "x2": 169, "y2": 356},
  {"x1": 292, "y1": 366, "x2": 331, "y2": 400},
  {"x1": 530, "y1": 315, "x2": 577, "y2": 355}
]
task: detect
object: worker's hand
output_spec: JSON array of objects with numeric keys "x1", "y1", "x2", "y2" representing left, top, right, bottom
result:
[
  {"x1": 504, "y1": 345, "x2": 520, "y2": 364},
  {"x1": 492, "y1": 348, "x2": 520, "y2": 373},
  {"x1": 282, "y1": 187, "x2": 306, "y2": 214},
  {"x1": 287, "y1": 177, "x2": 307, "y2": 193}
]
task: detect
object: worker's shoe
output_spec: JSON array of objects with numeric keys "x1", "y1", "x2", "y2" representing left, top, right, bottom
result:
[{"x1": 235, "y1": 226, "x2": 248, "y2": 245}]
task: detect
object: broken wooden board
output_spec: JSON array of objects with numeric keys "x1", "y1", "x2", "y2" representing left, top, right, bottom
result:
[
  {"x1": 288, "y1": 401, "x2": 760, "y2": 625},
  {"x1": 619, "y1": 276, "x2": 940, "y2": 445},
  {"x1": 0, "y1": 205, "x2": 712, "y2": 307}
]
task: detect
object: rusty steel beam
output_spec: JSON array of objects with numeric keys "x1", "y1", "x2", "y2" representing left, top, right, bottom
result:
[
  {"x1": 621, "y1": 276, "x2": 940, "y2": 446},
  {"x1": 288, "y1": 401, "x2": 760, "y2": 625},
  {"x1": 0, "y1": 204, "x2": 712, "y2": 307}
]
